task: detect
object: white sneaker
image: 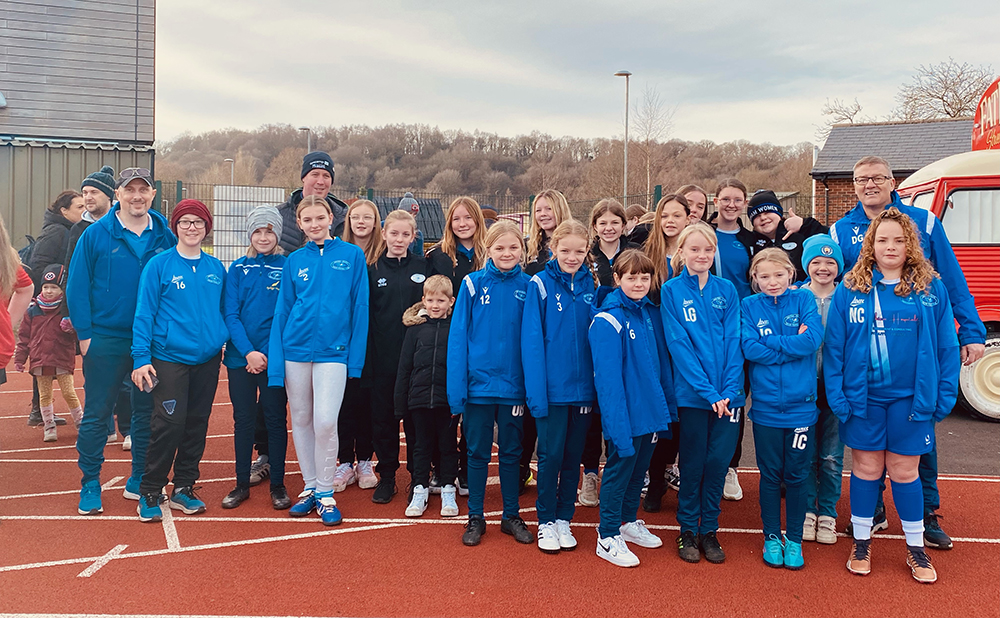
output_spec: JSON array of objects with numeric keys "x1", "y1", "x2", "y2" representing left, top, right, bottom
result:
[
  {"x1": 537, "y1": 522, "x2": 561, "y2": 553},
  {"x1": 803, "y1": 512, "x2": 817, "y2": 542},
  {"x1": 554, "y1": 519, "x2": 577, "y2": 550},
  {"x1": 440, "y1": 485, "x2": 459, "y2": 517},
  {"x1": 356, "y1": 460, "x2": 378, "y2": 489},
  {"x1": 596, "y1": 534, "x2": 639, "y2": 567},
  {"x1": 122, "y1": 435, "x2": 132, "y2": 451},
  {"x1": 579, "y1": 472, "x2": 600, "y2": 507},
  {"x1": 107, "y1": 432, "x2": 118, "y2": 444},
  {"x1": 816, "y1": 515, "x2": 838, "y2": 545},
  {"x1": 405, "y1": 485, "x2": 428, "y2": 517},
  {"x1": 620, "y1": 519, "x2": 663, "y2": 548},
  {"x1": 332, "y1": 463, "x2": 356, "y2": 492},
  {"x1": 723, "y1": 467, "x2": 743, "y2": 501}
]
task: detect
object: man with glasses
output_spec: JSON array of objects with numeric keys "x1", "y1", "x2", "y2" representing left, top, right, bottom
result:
[
  {"x1": 276, "y1": 152, "x2": 349, "y2": 254},
  {"x1": 828, "y1": 155, "x2": 986, "y2": 550},
  {"x1": 68, "y1": 167, "x2": 177, "y2": 516}
]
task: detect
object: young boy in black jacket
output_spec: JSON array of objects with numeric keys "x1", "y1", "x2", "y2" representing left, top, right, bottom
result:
[{"x1": 395, "y1": 275, "x2": 459, "y2": 518}]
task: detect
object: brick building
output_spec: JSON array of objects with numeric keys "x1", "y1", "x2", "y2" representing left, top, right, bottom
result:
[{"x1": 810, "y1": 118, "x2": 973, "y2": 224}]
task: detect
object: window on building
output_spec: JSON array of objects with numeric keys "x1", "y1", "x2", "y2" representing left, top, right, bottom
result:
[{"x1": 941, "y1": 189, "x2": 1000, "y2": 244}]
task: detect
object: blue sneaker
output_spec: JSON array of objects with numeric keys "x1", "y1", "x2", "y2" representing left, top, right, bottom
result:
[
  {"x1": 289, "y1": 488, "x2": 316, "y2": 518},
  {"x1": 784, "y1": 538, "x2": 804, "y2": 570},
  {"x1": 169, "y1": 486, "x2": 207, "y2": 515},
  {"x1": 762, "y1": 535, "x2": 784, "y2": 568},
  {"x1": 137, "y1": 493, "x2": 163, "y2": 522},
  {"x1": 316, "y1": 493, "x2": 342, "y2": 526},
  {"x1": 78, "y1": 480, "x2": 103, "y2": 515},
  {"x1": 123, "y1": 476, "x2": 141, "y2": 501}
]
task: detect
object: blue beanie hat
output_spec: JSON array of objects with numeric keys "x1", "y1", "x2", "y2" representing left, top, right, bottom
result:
[
  {"x1": 301, "y1": 151, "x2": 334, "y2": 181},
  {"x1": 801, "y1": 234, "x2": 844, "y2": 277},
  {"x1": 81, "y1": 165, "x2": 116, "y2": 200}
]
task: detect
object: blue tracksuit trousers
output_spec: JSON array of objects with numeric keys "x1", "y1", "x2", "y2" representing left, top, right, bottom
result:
[
  {"x1": 753, "y1": 423, "x2": 814, "y2": 543},
  {"x1": 677, "y1": 407, "x2": 741, "y2": 535},
  {"x1": 598, "y1": 433, "x2": 657, "y2": 539},
  {"x1": 535, "y1": 405, "x2": 591, "y2": 524},
  {"x1": 464, "y1": 403, "x2": 524, "y2": 519}
]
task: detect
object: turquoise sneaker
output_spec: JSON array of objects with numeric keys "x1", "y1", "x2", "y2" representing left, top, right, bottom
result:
[
  {"x1": 316, "y1": 493, "x2": 342, "y2": 526},
  {"x1": 137, "y1": 493, "x2": 163, "y2": 522},
  {"x1": 763, "y1": 535, "x2": 784, "y2": 568},
  {"x1": 123, "y1": 476, "x2": 141, "y2": 501},
  {"x1": 78, "y1": 480, "x2": 103, "y2": 515},
  {"x1": 289, "y1": 488, "x2": 316, "y2": 517},
  {"x1": 169, "y1": 486, "x2": 207, "y2": 515},
  {"x1": 784, "y1": 538, "x2": 804, "y2": 570}
]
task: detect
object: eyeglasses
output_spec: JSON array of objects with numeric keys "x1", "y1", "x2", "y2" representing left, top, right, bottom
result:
[
  {"x1": 176, "y1": 219, "x2": 206, "y2": 230},
  {"x1": 717, "y1": 198, "x2": 745, "y2": 206},
  {"x1": 853, "y1": 175, "x2": 891, "y2": 186},
  {"x1": 349, "y1": 215, "x2": 376, "y2": 222},
  {"x1": 119, "y1": 168, "x2": 151, "y2": 180}
]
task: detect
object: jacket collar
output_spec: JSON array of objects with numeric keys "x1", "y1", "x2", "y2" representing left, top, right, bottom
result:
[
  {"x1": 544, "y1": 258, "x2": 591, "y2": 293},
  {"x1": 484, "y1": 258, "x2": 523, "y2": 280},
  {"x1": 848, "y1": 191, "x2": 906, "y2": 222}
]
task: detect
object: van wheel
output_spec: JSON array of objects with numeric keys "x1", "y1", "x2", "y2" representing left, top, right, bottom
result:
[{"x1": 959, "y1": 333, "x2": 1000, "y2": 422}]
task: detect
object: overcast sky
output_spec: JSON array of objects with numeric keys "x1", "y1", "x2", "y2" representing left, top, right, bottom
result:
[{"x1": 155, "y1": 0, "x2": 999, "y2": 147}]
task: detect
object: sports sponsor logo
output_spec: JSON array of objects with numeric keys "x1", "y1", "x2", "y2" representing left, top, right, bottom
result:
[
  {"x1": 331, "y1": 260, "x2": 351, "y2": 271},
  {"x1": 163, "y1": 400, "x2": 177, "y2": 416},
  {"x1": 377, "y1": 277, "x2": 388, "y2": 288},
  {"x1": 171, "y1": 275, "x2": 185, "y2": 290},
  {"x1": 297, "y1": 268, "x2": 309, "y2": 281},
  {"x1": 757, "y1": 318, "x2": 769, "y2": 328},
  {"x1": 850, "y1": 297, "x2": 864, "y2": 308},
  {"x1": 682, "y1": 299, "x2": 694, "y2": 308}
]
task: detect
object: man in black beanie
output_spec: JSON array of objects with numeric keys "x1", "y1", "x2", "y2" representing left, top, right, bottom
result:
[
  {"x1": 66, "y1": 165, "x2": 116, "y2": 267},
  {"x1": 276, "y1": 152, "x2": 349, "y2": 254}
]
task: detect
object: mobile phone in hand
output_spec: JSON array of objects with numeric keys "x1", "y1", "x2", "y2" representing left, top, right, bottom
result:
[{"x1": 142, "y1": 374, "x2": 159, "y2": 393}]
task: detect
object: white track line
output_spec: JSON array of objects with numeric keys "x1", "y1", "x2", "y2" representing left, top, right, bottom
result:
[
  {"x1": 77, "y1": 544, "x2": 128, "y2": 578},
  {"x1": 160, "y1": 505, "x2": 181, "y2": 550},
  {"x1": 100, "y1": 476, "x2": 124, "y2": 491}
]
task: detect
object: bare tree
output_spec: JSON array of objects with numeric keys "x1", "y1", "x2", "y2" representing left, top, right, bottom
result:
[
  {"x1": 892, "y1": 59, "x2": 994, "y2": 121},
  {"x1": 631, "y1": 85, "x2": 675, "y2": 206},
  {"x1": 815, "y1": 98, "x2": 868, "y2": 141}
]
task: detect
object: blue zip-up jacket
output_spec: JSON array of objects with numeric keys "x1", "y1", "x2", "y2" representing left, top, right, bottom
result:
[
  {"x1": 823, "y1": 272, "x2": 959, "y2": 423},
  {"x1": 223, "y1": 253, "x2": 286, "y2": 369},
  {"x1": 447, "y1": 259, "x2": 530, "y2": 415},
  {"x1": 660, "y1": 268, "x2": 746, "y2": 410},
  {"x1": 67, "y1": 204, "x2": 175, "y2": 341},
  {"x1": 132, "y1": 248, "x2": 228, "y2": 368},
  {"x1": 521, "y1": 259, "x2": 597, "y2": 418},
  {"x1": 268, "y1": 238, "x2": 369, "y2": 388},
  {"x1": 740, "y1": 288, "x2": 823, "y2": 428},
  {"x1": 589, "y1": 287, "x2": 674, "y2": 458},
  {"x1": 830, "y1": 192, "x2": 985, "y2": 346}
]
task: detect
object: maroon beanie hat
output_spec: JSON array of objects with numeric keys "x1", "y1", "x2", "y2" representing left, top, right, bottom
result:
[{"x1": 170, "y1": 199, "x2": 213, "y2": 235}]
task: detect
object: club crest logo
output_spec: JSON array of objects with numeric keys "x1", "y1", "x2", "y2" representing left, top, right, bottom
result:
[
  {"x1": 163, "y1": 400, "x2": 177, "y2": 416},
  {"x1": 783, "y1": 313, "x2": 800, "y2": 328},
  {"x1": 514, "y1": 290, "x2": 526, "y2": 301},
  {"x1": 920, "y1": 293, "x2": 939, "y2": 307},
  {"x1": 268, "y1": 270, "x2": 281, "y2": 281},
  {"x1": 206, "y1": 274, "x2": 222, "y2": 285},
  {"x1": 331, "y1": 260, "x2": 351, "y2": 271},
  {"x1": 411, "y1": 273, "x2": 426, "y2": 283},
  {"x1": 711, "y1": 296, "x2": 727, "y2": 310},
  {"x1": 821, "y1": 246, "x2": 833, "y2": 256},
  {"x1": 782, "y1": 242, "x2": 797, "y2": 251},
  {"x1": 583, "y1": 293, "x2": 594, "y2": 304}
]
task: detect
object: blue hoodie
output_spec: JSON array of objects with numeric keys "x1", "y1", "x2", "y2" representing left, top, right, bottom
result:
[
  {"x1": 823, "y1": 272, "x2": 959, "y2": 423},
  {"x1": 223, "y1": 253, "x2": 286, "y2": 369},
  {"x1": 268, "y1": 238, "x2": 369, "y2": 388},
  {"x1": 660, "y1": 268, "x2": 746, "y2": 410},
  {"x1": 588, "y1": 287, "x2": 674, "y2": 458},
  {"x1": 521, "y1": 259, "x2": 597, "y2": 417},
  {"x1": 829, "y1": 192, "x2": 985, "y2": 346},
  {"x1": 131, "y1": 248, "x2": 228, "y2": 368},
  {"x1": 740, "y1": 288, "x2": 823, "y2": 428},
  {"x1": 66, "y1": 205, "x2": 176, "y2": 341},
  {"x1": 447, "y1": 259, "x2": 530, "y2": 415}
]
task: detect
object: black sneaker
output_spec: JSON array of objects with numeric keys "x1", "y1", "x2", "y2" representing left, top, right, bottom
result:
[
  {"x1": 699, "y1": 531, "x2": 726, "y2": 564},
  {"x1": 923, "y1": 511, "x2": 953, "y2": 550},
  {"x1": 457, "y1": 470, "x2": 469, "y2": 497},
  {"x1": 518, "y1": 466, "x2": 533, "y2": 497},
  {"x1": 463, "y1": 516, "x2": 487, "y2": 546},
  {"x1": 221, "y1": 485, "x2": 250, "y2": 509},
  {"x1": 665, "y1": 466, "x2": 681, "y2": 492},
  {"x1": 677, "y1": 530, "x2": 700, "y2": 563},
  {"x1": 642, "y1": 489, "x2": 664, "y2": 513},
  {"x1": 372, "y1": 477, "x2": 397, "y2": 504},
  {"x1": 500, "y1": 516, "x2": 533, "y2": 544},
  {"x1": 429, "y1": 471, "x2": 442, "y2": 495},
  {"x1": 270, "y1": 485, "x2": 292, "y2": 510},
  {"x1": 27, "y1": 409, "x2": 67, "y2": 426}
]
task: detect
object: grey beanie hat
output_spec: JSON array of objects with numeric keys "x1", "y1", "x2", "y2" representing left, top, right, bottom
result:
[
  {"x1": 398, "y1": 191, "x2": 419, "y2": 212},
  {"x1": 246, "y1": 205, "x2": 283, "y2": 243}
]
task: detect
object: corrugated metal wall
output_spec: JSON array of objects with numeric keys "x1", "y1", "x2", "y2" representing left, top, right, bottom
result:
[{"x1": 0, "y1": 140, "x2": 154, "y2": 251}]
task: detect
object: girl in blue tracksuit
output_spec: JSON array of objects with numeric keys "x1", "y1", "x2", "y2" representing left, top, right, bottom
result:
[
  {"x1": 268, "y1": 196, "x2": 369, "y2": 526},
  {"x1": 521, "y1": 220, "x2": 597, "y2": 554},
  {"x1": 222, "y1": 206, "x2": 289, "y2": 511},
  {"x1": 741, "y1": 248, "x2": 823, "y2": 570},
  {"x1": 589, "y1": 249, "x2": 674, "y2": 568},
  {"x1": 824, "y1": 207, "x2": 958, "y2": 584},
  {"x1": 660, "y1": 223, "x2": 745, "y2": 565},
  {"x1": 448, "y1": 220, "x2": 532, "y2": 547}
]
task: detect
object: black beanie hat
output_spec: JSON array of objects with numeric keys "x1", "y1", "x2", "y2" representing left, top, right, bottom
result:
[
  {"x1": 747, "y1": 190, "x2": 783, "y2": 221},
  {"x1": 81, "y1": 165, "x2": 116, "y2": 200},
  {"x1": 301, "y1": 152, "x2": 334, "y2": 181},
  {"x1": 41, "y1": 263, "x2": 67, "y2": 288}
]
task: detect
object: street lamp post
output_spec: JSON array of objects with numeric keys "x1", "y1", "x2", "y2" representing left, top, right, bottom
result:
[
  {"x1": 224, "y1": 158, "x2": 235, "y2": 185},
  {"x1": 614, "y1": 70, "x2": 631, "y2": 204},
  {"x1": 298, "y1": 126, "x2": 311, "y2": 152}
]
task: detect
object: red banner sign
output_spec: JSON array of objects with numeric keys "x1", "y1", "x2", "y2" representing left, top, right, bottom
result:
[{"x1": 973, "y1": 77, "x2": 1000, "y2": 150}]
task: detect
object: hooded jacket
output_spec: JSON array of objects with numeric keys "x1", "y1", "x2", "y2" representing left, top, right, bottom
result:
[
  {"x1": 395, "y1": 302, "x2": 450, "y2": 416},
  {"x1": 66, "y1": 204, "x2": 176, "y2": 341},
  {"x1": 590, "y1": 239, "x2": 640, "y2": 287},
  {"x1": 749, "y1": 217, "x2": 829, "y2": 283},
  {"x1": 276, "y1": 190, "x2": 349, "y2": 254},
  {"x1": 740, "y1": 288, "x2": 823, "y2": 428},
  {"x1": 15, "y1": 296, "x2": 76, "y2": 373},
  {"x1": 223, "y1": 253, "x2": 286, "y2": 368},
  {"x1": 29, "y1": 209, "x2": 74, "y2": 292},
  {"x1": 365, "y1": 251, "x2": 427, "y2": 379},
  {"x1": 588, "y1": 287, "x2": 674, "y2": 458},
  {"x1": 829, "y1": 192, "x2": 984, "y2": 346},
  {"x1": 447, "y1": 259, "x2": 530, "y2": 415},
  {"x1": 823, "y1": 273, "x2": 959, "y2": 423},
  {"x1": 521, "y1": 260, "x2": 597, "y2": 418},
  {"x1": 660, "y1": 268, "x2": 746, "y2": 410},
  {"x1": 268, "y1": 238, "x2": 369, "y2": 387}
]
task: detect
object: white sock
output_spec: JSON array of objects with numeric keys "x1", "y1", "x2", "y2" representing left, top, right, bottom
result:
[
  {"x1": 901, "y1": 519, "x2": 924, "y2": 547},
  {"x1": 851, "y1": 515, "x2": 873, "y2": 540}
]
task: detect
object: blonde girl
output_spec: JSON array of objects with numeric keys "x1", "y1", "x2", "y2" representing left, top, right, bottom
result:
[
  {"x1": 525, "y1": 189, "x2": 572, "y2": 276},
  {"x1": 343, "y1": 199, "x2": 385, "y2": 266},
  {"x1": 0, "y1": 214, "x2": 34, "y2": 390}
]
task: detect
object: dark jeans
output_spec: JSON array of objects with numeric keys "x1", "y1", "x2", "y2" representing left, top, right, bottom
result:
[
  {"x1": 228, "y1": 365, "x2": 288, "y2": 487},
  {"x1": 646, "y1": 421, "x2": 680, "y2": 498},
  {"x1": 139, "y1": 354, "x2": 221, "y2": 495},
  {"x1": 338, "y1": 379, "x2": 374, "y2": 463},
  {"x1": 411, "y1": 407, "x2": 458, "y2": 488},
  {"x1": 805, "y1": 405, "x2": 844, "y2": 519}
]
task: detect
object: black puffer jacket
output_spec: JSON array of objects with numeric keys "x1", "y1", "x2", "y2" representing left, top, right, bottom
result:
[
  {"x1": 363, "y1": 251, "x2": 427, "y2": 380},
  {"x1": 29, "y1": 209, "x2": 74, "y2": 292},
  {"x1": 394, "y1": 302, "x2": 450, "y2": 416},
  {"x1": 748, "y1": 217, "x2": 829, "y2": 282},
  {"x1": 276, "y1": 189, "x2": 348, "y2": 254}
]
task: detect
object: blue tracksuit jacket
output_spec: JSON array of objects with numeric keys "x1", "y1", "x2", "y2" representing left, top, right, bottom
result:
[
  {"x1": 660, "y1": 268, "x2": 746, "y2": 410},
  {"x1": 829, "y1": 192, "x2": 984, "y2": 346},
  {"x1": 589, "y1": 287, "x2": 674, "y2": 458},
  {"x1": 447, "y1": 259, "x2": 530, "y2": 415},
  {"x1": 521, "y1": 259, "x2": 597, "y2": 418},
  {"x1": 131, "y1": 248, "x2": 228, "y2": 368},
  {"x1": 268, "y1": 238, "x2": 369, "y2": 387},
  {"x1": 66, "y1": 205, "x2": 176, "y2": 341},
  {"x1": 223, "y1": 253, "x2": 286, "y2": 369},
  {"x1": 823, "y1": 272, "x2": 960, "y2": 423},
  {"x1": 740, "y1": 288, "x2": 824, "y2": 428}
]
